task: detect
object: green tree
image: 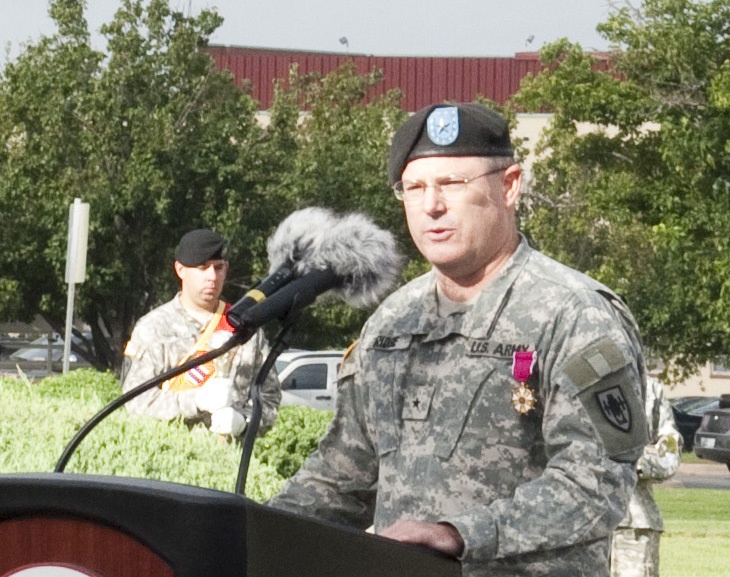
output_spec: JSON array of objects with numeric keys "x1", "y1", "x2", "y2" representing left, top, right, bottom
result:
[
  {"x1": 513, "y1": 0, "x2": 730, "y2": 381},
  {"x1": 0, "y1": 0, "x2": 277, "y2": 369},
  {"x1": 262, "y1": 62, "x2": 409, "y2": 349},
  {"x1": 0, "y1": 0, "x2": 101, "y2": 341},
  {"x1": 0, "y1": 2, "x2": 424, "y2": 363}
]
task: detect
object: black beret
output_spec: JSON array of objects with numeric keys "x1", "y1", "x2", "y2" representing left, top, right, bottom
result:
[
  {"x1": 175, "y1": 229, "x2": 228, "y2": 266},
  {"x1": 388, "y1": 103, "x2": 514, "y2": 185}
]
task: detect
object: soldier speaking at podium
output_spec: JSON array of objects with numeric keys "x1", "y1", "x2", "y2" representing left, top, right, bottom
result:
[
  {"x1": 121, "y1": 229, "x2": 281, "y2": 437},
  {"x1": 269, "y1": 103, "x2": 649, "y2": 576}
]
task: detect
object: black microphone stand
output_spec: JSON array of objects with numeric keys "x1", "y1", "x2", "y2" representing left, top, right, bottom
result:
[{"x1": 235, "y1": 319, "x2": 298, "y2": 495}]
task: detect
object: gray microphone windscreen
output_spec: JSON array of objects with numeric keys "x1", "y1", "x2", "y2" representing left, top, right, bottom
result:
[{"x1": 266, "y1": 207, "x2": 403, "y2": 308}]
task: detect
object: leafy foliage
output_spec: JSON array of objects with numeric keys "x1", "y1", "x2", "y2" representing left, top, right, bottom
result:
[
  {"x1": 513, "y1": 0, "x2": 730, "y2": 381},
  {"x1": 253, "y1": 404, "x2": 333, "y2": 478},
  {"x1": 0, "y1": 1, "x2": 416, "y2": 363},
  {"x1": 0, "y1": 369, "x2": 332, "y2": 502},
  {"x1": 261, "y1": 62, "x2": 410, "y2": 349},
  {"x1": 0, "y1": 0, "x2": 276, "y2": 370}
]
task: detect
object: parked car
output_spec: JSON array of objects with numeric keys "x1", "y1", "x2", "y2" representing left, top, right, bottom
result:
[
  {"x1": 670, "y1": 396, "x2": 720, "y2": 450},
  {"x1": 1, "y1": 333, "x2": 93, "y2": 377},
  {"x1": 0, "y1": 335, "x2": 33, "y2": 360},
  {"x1": 275, "y1": 349, "x2": 345, "y2": 411},
  {"x1": 10, "y1": 335, "x2": 74, "y2": 362},
  {"x1": 693, "y1": 396, "x2": 730, "y2": 471}
]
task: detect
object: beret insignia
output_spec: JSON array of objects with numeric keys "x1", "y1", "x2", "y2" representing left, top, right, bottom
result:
[{"x1": 427, "y1": 106, "x2": 459, "y2": 146}]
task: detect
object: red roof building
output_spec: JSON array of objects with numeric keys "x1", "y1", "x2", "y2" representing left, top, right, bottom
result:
[{"x1": 206, "y1": 46, "x2": 552, "y2": 111}]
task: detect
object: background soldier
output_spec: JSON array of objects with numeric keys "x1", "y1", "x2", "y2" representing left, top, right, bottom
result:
[
  {"x1": 611, "y1": 376, "x2": 683, "y2": 577},
  {"x1": 122, "y1": 229, "x2": 281, "y2": 437}
]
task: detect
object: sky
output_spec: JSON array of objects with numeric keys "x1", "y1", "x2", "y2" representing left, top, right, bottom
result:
[{"x1": 1, "y1": 0, "x2": 616, "y2": 64}]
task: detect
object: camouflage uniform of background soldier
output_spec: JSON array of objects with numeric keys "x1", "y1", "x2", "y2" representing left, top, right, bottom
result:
[
  {"x1": 611, "y1": 377, "x2": 682, "y2": 577},
  {"x1": 268, "y1": 103, "x2": 649, "y2": 577},
  {"x1": 122, "y1": 229, "x2": 281, "y2": 437}
]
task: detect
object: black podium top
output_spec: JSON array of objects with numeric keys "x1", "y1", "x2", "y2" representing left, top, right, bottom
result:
[
  {"x1": 0, "y1": 473, "x2": 461, "y2": 577},
  {"x1": 246, "y1": 498, "x2": 461, "y2": 577},
  {"x1": 0, "y1": 473, "x2": 248, "y2": 577}
]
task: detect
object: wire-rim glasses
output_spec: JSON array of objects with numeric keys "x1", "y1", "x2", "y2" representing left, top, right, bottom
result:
[{"x1": 392, "y1": 166, "x2": 506, "y2": 202}]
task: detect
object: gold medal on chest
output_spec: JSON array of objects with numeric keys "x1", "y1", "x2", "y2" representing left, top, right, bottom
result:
[{"x1": 511, "y1": 382, "x2": 537, "y2": 414}]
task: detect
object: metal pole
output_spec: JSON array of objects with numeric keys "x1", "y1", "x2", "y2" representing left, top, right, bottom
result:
[
  {"x1": 63, "y1": 198, "x2": 89, "y2": 374},
  {"x1": 46, "y1": 333, "x2": 53, "y2": 375},
  {"x1": 63, "y1": 282, "x2": 75, "y2": 374}
]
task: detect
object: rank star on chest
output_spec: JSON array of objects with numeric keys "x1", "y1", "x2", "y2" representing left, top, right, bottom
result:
[{"x1": 402, "y1": 387, "x2": 433, "y2": 420}]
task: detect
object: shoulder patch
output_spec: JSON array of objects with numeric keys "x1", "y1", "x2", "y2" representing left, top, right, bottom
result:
[
  {"x1": 576, "y1": 369, "x2": 649, "y2": 460},
  {"x1": 338, "y1": 340, "x2": 359, "y2": 379},
  {"x1": 563, "y1": 337, "x2": 627, "y2": 391},
  {"x1": 564, "y1": 337, "x2": 649, "y2": 460},
  {"x1": 124, "y1": 340, "x2": 140, "y2": 358},
  {"x1": 596, "y1": 386, "x2": 632, "y2": 432},
  {"x1": 342, "y1": 340, "x2": 358, "y2": 365}
]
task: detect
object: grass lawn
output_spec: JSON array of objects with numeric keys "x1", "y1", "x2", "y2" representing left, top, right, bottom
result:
[{"x1": 655, "y1": 485, "x2": 730, "y2": 577}]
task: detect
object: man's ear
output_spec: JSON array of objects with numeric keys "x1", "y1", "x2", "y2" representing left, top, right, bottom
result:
[
  {"x1": 173, "y1": 261, "x2": 186, "y2": 281},
  {"x1": 502, "y1": 164, "x2": 522, "y2": 209}
]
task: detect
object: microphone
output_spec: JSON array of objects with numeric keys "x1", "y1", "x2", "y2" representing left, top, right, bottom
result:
[
  {"x1": 227, "y1": 207, "x2": 340, "y2": 325},
  {"x1": 227, "y1": 207, "x2": 403, "y2": 330},
  {"x1": 226, "y1": 267, "x2": 294, "y2": 321}
]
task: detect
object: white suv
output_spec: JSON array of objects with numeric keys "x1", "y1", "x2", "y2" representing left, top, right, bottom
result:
[{"x1": 275, "y1": 349, "x2": 345, "y2": 411}]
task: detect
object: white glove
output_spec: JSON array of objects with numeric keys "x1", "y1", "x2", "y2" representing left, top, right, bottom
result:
[
  {"x1": 195, "y1": 377, "x2": 235, "y2": 413},
  {"x1": 210, "y1": 407, "x2": 247, "y2": 436},
  {"x1": 637, "y1": 436, "x2": 681, "y2": 480}
]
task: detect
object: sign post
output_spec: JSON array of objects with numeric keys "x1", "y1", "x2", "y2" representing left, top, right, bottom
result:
[{"x1": 63, "y1": 198, "x2": 89, "y2": 373}]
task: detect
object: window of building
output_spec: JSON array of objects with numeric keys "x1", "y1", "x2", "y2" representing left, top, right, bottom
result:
[{"x1": 710, "y1": 356, "x2": 730, "y2": 378}]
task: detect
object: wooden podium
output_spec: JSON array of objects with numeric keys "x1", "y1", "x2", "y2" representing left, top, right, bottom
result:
[{"x1": 0, "y1": 473, "x2": 461, "y2": 577}]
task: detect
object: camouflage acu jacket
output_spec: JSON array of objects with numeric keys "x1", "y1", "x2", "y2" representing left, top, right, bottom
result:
[
  {"x1": 121, "y1": 295, "x2": 281, "y2": 432},
  {"x1": 270, "y1": 239, "x2": 648, "y2": 576},
  {"x1": 618, "y1": 377, "x2": 682, "y2": 531}
]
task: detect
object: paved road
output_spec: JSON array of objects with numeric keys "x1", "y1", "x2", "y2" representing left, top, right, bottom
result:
[{"x1": 659, "y1": 462, "x2": 730, "y2": 490}]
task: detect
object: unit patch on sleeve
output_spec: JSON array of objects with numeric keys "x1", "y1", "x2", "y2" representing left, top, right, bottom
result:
[
  {"x1": 596, "y1": 386, "x2": 631, "y2": 432},
  {"x1": 563, "y1": 337, "x2": 648, "y2": 459}
]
